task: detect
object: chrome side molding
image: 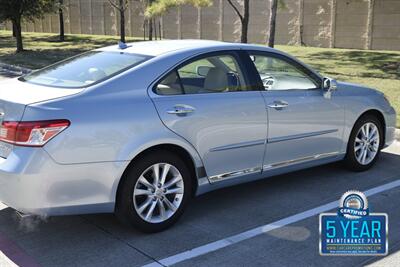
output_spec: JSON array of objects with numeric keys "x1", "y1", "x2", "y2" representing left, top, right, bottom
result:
[
  {"x1": 209, "y1": 151, "x2": 341, "y2": 183},
  {"x1": 209, "y1": 167, "x2": 262, "y2": 183},
  {"x1": 263, "y1": 151, "x2": 341, "y2": 171}
]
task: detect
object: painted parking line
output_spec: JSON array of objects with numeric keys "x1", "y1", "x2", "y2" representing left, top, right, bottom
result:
[{"x1": 142, "y1": 179, "x2": 400, "y2": 267}]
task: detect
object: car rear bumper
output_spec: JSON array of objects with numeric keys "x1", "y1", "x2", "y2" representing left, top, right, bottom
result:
[{"x1": 0, "y1": 145, "x2": 127, "y2": 216}]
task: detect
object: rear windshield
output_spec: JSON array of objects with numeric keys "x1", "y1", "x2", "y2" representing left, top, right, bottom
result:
[{"x1": 20, "y1": 51, "x2": 152, "y2": 88}]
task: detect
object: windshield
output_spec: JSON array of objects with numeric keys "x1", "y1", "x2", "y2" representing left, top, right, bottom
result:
[{"x1": 20, "y1": 51, "x2": 152, "y2": 89}]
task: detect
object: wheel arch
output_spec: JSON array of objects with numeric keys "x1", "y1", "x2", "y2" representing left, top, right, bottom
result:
[
  {"x1": 115, "y1": 143, "x2": 204, "y2": 209},
  {"x1": 345, "y1": 109, "x2": 386, "y2": 156},
  {"x1": 355, "y1": 109, "x2": 386, "y2": 146}
]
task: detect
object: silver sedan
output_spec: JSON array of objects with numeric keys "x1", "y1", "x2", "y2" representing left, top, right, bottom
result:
[{"x1": 0, "y1": 40, "x2": 396, "y2": 232}]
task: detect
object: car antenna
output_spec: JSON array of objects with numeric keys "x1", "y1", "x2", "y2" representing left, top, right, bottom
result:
[{"x1": 118, "y1": 41, "x2": 131, "y2": 50}]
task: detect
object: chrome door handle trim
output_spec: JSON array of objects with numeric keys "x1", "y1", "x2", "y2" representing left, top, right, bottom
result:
[
  {"x1": 167, "y1": 105, "x2": 195, "y2": 115},
  {"x1": 267, "y1": 100, "x2": 289, "y2": 109}
]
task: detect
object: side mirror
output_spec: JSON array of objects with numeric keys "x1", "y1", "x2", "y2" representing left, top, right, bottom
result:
[
  {"x1": 196, "y1": 66, "x2": 211, "y2": 77},
  {"x1": 323, "y1": 77, "x2": 337, "y2": 99}
]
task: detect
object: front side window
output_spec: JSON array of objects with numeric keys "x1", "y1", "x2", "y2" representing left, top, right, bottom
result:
[
  {"x1": 155, "y1": 54, "x2": 249, "y2": 95},
  {"x1": 249, "y1": 54, "x2": 319, "y2": 90},
  {"x1": 21, "y1": 51, "x2": 151, "y2": 88}
]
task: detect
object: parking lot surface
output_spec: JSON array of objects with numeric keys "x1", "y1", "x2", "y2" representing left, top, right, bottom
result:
[
  {"x1": 0, "y1": 74, "x2": 399, "y2": 266},
  {"x1": 0, "y1": 142, "x2": 399, "y2": 267}
]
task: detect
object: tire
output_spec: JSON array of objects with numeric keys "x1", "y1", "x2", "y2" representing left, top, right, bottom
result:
[
  {"x1": 115, "y1": 150, "x2": 192, "y2": 233},
  {"x1": 344, "y1": 114, "x2": 383, "y2": 172}
]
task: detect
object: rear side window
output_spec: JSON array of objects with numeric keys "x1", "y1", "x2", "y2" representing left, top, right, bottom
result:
[
  {"x1": 21, "y1": 51, "x2": 151, "y2": 88},
  {"x1": 155, "y1": 54, "x2": 249, "y2": 95}
]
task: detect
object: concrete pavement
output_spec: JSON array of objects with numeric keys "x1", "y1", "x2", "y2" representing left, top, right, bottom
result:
[{"x1": 0, "y1": 143, "x2": 399, "y2": 267}]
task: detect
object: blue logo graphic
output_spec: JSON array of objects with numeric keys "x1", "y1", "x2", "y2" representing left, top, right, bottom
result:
[{"x1": 320, "y1": 191, "x2": 388, "y2": 256}]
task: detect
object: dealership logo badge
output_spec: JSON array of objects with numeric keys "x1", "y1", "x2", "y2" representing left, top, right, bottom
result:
[{"x1": 319, "y1": 191, "x2": 388, "y2": 256}]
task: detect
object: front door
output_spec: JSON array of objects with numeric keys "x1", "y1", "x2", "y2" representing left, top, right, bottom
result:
[
  {"x1": 150, "y1": 51, "x2": 267, "y2": 182},
  {"x1": 247, "y1": 51, "x2": 345, "y2": 170}
]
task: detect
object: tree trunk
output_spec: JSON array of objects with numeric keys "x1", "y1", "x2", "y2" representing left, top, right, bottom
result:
[
  {"x1": 148, "y1": 18, "x2": 153, "y2": 40},
  {"x1": 59, "y1": 0, "x2": 65, "y2": 42},
  {"x1": 241, "y1": 0, "x2": 249, "y2": 43},
  {"x1": 12, "y1": 21, "x2": 17, "y2": 37},
  {"x1": 267, "y1": 0, "x2": 278, "y2": 47},
  {"x1": 119, "y1": 0, "x2": 126, "y2": 43},
  {"x1": 13, "y1": 19, "x2": 23, "y2": 53}
]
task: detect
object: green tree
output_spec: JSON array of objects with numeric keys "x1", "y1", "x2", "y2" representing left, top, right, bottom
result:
[
  {"x1": 108, "y1": 0, "x2": 129, "y2": 43},
  {"x1": 0, "y1": 0, "x2": 56, "y2": 52},
  {"x1": 145, "y1": 0, "x2": 212, "y2": 40},
  {"x1": 145, "y1": 0, "x2": 212, "y2": 17}
]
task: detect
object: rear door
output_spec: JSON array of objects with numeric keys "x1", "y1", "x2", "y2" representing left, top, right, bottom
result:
[{"x1": 150, "y1": 51, "x2": 267, "y2": 182}]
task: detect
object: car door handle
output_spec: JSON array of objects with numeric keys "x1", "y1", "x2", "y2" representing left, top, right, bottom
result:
[
  {"x1": 267, "y1": 100, "x2": 289, "y2": 110},
  {"x1": 167, "y1": 105, "x2": 195, "y2": 115}
]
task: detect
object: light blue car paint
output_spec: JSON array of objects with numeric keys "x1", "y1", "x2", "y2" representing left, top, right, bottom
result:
[{"x1": 0, "y1": 40, "x2": 396, "y2": 216}]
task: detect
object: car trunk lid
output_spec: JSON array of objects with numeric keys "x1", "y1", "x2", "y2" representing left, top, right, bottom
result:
[{"x1": 0, "y1": 78, "x2": 83, "y2": 158}]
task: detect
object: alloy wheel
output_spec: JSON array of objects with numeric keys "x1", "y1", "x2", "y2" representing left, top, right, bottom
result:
[
  {"x1": 133, "y1": 163, "x2": 184, "y2": 223},
  {"x1": 354, "y1": 122, "x2": 380, "y2": 165}
]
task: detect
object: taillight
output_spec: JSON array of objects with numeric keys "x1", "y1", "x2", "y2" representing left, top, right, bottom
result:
[{"x1": 0, "y1": 120, "x2": 70, "y2": 147}]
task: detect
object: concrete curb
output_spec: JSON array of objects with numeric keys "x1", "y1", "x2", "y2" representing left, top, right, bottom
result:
[
  {"x1": 0, "y1": 63, "x2": 32, "y2": 76},
  {"x1": 396, "y1": 129, "x2": 400, "y2": 142}
]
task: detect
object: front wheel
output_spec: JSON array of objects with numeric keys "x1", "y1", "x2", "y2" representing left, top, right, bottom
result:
[
  {"x1": 116, "y1": 151, "x2": 192, "y2": 232},
  {"x1": 345, "y1": 115, "x2": 383, "y2": 172}
]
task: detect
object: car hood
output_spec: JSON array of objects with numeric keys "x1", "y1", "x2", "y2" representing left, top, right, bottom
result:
[{"x1": 336, "y1": 81, "x2": 381, "y2": 96}]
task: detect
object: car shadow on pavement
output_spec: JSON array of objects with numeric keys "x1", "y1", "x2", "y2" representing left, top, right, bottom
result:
[{"x1": 0, "y1": 151, "x2": 400, "y2": 266}]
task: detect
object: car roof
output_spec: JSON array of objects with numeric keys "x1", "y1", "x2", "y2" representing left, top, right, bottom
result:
[{"x1": 96, "y1": 39, "x2": 276, "y2": 57}]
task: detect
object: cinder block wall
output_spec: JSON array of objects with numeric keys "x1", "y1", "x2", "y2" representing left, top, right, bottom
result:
[{"x1": 1, "y1": 0, "x2": 399, "y2": 51}]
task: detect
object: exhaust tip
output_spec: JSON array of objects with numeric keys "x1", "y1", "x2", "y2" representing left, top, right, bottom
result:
[{"x1": 15, "y1": 210, "x2": 34, "y2": 219}]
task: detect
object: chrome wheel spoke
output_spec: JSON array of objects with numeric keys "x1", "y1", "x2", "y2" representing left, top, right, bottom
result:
[
  {"x1": 371, "y1": 143, "x2": 379, "y2": 152},
  {"x1": 163, "y1": 198, "x2": 177, "y2": 212},
  {"x1": 160, "y1": 164, "x2": 170, "y2": 186},
  {"x1": 354, "y1": 144, "x2": 363, "y2": 152},
  {"x1": 164, "y1": 175, "x2": 182, "y2": 189},
  {"x1": 365, "y1": 123, "x2": 370, "y2": 138},
  {"x1": 362, "y1": 148, "x2": 368, "y2": 164},
  {"x1": 165, "y1": 187, "x2": 183, "y2": 195},
  {"x1": 152, "y1": 164, "x2": 160, "y2": 186},
  {"x1": 134, "y1": 189, "x2": 153, "y2": 196},
  {"x1": 138, "y1": 176, "x2": 154, "y2": 190},
  {"x1": 361, "y1": 125, "x2": 367, "y2": 137},
  {"x1": 158, "y1": 199, "x2": 166, "y2": 220},
  {"x1": 357, "y1": 148, "x2": 364, "y2": 163},
  {"x1": 369, "y1": 127, "x2": 377, "y2": 140},
  {"x1": 145, "y1": 200, "x2": 158, "y2": 220},
  {"x1": 370, "y1": 135, "x2": 379, "y2": 142},
  {"x1": 137, "y1": 197, "x2": 152, "y2": 214}
]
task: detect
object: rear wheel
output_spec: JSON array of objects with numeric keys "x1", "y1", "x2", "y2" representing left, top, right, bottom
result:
[
  {"x1": 345, "y1": 115, "x2": 383, "y2": 172},
  {"x1": 116, "y1": 150, "x2": 192, "y2": 232}
]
